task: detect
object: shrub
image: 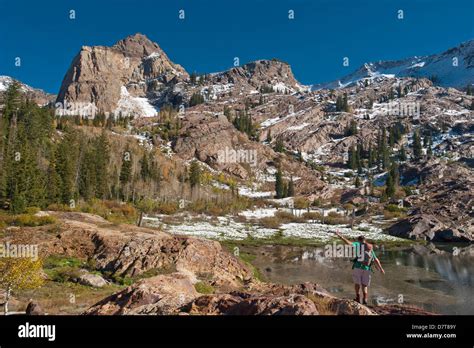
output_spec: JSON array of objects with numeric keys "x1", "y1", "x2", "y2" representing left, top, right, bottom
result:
[
  {"x1": 385, "y1": 204, "x2": 405, "y2": 213},
  {"x1": 0, "y1": 214, "x2": 57, "y2": 227},
  {"x1": 294, "y1": 197, "x2": 310, "y2": 209},
  {"x1": 25, "y1": 206, "x2": 41, "y2": 214},
  {"x1": 43, "y1": 256, "x2": 86, "y2": 283},
  {"x1": 47, "y1": 266, "x2": 82, "y2": 283},
  {"x1": 194, "y1": 281, "x2": 215, "y2": 294},
  {"x1": 383, "y1": 204, "x2": 407, "y2": 219},
  {"x1": 44, "y1": 256, "x2": 84, "y2": 269},
  {"x1": 302, "y1": 212, "x2": 322, "y2": 221},
  {"x1": 259, "y1": 216, "x2": 282, "y2": 229},
  {"x1": 46, "y1": 203, "x2": 73, "y2": 211}
]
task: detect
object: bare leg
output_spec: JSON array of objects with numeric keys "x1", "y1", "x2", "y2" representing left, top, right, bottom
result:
[
  {"x1": 361, "y1": 285, "x2": 368, "y2": 304},
  {"x1": 354, "y1": 284, "x2": 360, "y2": 302}
]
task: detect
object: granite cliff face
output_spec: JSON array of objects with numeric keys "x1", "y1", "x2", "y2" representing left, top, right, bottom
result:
[{"x1": 56, "y1": 33, "x2": 188, "y2": 116}]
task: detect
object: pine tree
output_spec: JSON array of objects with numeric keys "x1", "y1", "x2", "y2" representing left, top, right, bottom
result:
[
  {"x1": 385, "y1": 172, "x2": 395, "y2": 198},
  {"x1": 275, "y1": 167, "x2": 284, "y2": 199},
  {"x1": 336, "y1": 94, "x2": 349, "y2": 112},
  {"x1": 189, "y1": 160, "x2": 201, "y2": 188},
  {"x1": 389, "y1": 127, "x2": 395, "y2": 147},
  {"x1": 119, "y1": 148, "x2": 132, "y2": 185},
  {"x1": 356, "y1": 143, "x2": 363, "y2": 169},
  {"x1": 10, "y1": 186, "x2": 26, "y2": 214},
  {"x1": 282, "y1": 182, "x2": 288, "y2": 199},
  {"x1": 266, "y1": 129, "x2": 272, "y2": 143},
  {"x1": 355, "y1": 175, "x2": 361, "y2": 188},
  {"x1": 380, "y1": 128, "x2": 390, "y2": 169},
  {"x1": 399, "y1": 146, "x2": 407, "y2": 162},
  {"x1": 343, "y1": 93, "x2": 349, "y2": 112},
  {"x1": 78, "y1": 145, "x2": 97, "y2": 200},
  {"x1": 390, "y1": 162, "x2": 400, "y2": 187},
  {"x1": 345, "y1": 120, "x2": 358, "y2": 136},
  {"x1": 413, "y1": 131, "x2": 422, "y2": 161},
  {"x1": 93, "y1": 131, "x2": 110, "y2": 199},
  {"x1": 348, "y1": 146, "x2": 357, "y2": 170},
  {"x1": 55, "y1": 132, "x2": 77, "y2": 204},
  {"x1": 368, "y1": 143, "x2": 374, "y2": 168},
  {"x1": 466, "y1": 84, "x2": 473, "y2": 96},
  {"x1": 46, "y1": 148, "x2": 61, "y2": 204},
  {"x1": 140, "y1": 152, "x2": 150, "y2": 181},
  {"x1": 288, "y1": 176, "x2": 295, "y2": 197}
]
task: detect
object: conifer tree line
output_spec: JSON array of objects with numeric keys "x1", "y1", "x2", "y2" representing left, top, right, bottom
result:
[
  {"x1": 335, "y1": 93, "x2": 350, "y2": 112},
  {"x1": 343, "y1": 117, "x2": 440, "y2": 199},
  {"x1": 231, "y1": 109, "x2": 258, "y2": 140},
  {"x1": 345, "y1": 121, "x2": 410, "y2": 172},
  {"x1": 0, "y1": 83, "x2": 191, "y2": 213}
]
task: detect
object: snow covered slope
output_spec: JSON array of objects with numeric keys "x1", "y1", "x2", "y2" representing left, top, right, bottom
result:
[{"x1": 313, "y1": 39, "x2": 474, "y2": 90}]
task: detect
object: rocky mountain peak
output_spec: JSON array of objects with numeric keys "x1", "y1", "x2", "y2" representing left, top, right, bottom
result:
[
  {"x1": 56, "y1": 34, "x2": 188, "y2": 117},
  {"x1": 112, "y1": 33, "x2": 164, "y2": 58},
  {"x1": 210, "y1": 59, "x2": 308, "y2": 94}
]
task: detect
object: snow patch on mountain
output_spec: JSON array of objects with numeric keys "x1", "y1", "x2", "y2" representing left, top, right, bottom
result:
[
  {"x1": 0, "y1": 76, "x2": 34, "y2": 93},
  {"x1": 114, "y1": 86, "x2": 158, "y2": 117}
]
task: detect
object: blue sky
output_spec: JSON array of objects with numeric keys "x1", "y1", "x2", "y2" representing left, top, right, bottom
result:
[{"x1": 1, "y1": 0, "x2": 473, "y2": 94}]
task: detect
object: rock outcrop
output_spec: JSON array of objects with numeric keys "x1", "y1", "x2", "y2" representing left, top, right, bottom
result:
[
  {"x1": 208, "y1": 59, "x2": 308, "y2": 94},
  {"x1": 388, "y1": 213, "x2": 471, "y2": 242},
  {"x1": 84, "y1": 273, "x2": 199, "y2": 315},
  {"x1": 188, "y1": 293, "x2": 319, "y2": 315},
  {"x1": 388, "y1": 161, "x2": 473, "y2": 242},
  {"x1": 84, "y1": 276, "x2": 379, "y2": 316},
  {"x1": 38, "y1": 212, "x2": 252, "y2": 288}
]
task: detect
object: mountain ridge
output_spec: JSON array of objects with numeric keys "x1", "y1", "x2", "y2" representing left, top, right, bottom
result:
[{"x1": 312, "y1": 39, "x2": 474, "y2": 90}]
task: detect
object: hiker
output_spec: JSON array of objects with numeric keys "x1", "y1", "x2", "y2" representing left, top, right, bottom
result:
[{"x1": 334, "y1": 231, "x2": 385, "y2": 305}]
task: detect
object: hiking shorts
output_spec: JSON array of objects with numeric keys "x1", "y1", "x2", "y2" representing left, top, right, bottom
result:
[{"x1": 352, "y1": 268, "x2": 371, "y2": 286}]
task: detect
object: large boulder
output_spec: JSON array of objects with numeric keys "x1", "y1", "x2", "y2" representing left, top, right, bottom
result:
[
  {"x1": 25, "y1": 300, "x2": 44, "y2": 315},
  {"x1": 84, "y1": 273, "x2": 199, "y2": 315},
  {"x1": 387, "y1": 214, "x2": 472, "y2": 242},
  {"x1": 75, "y1": 270, "x2": 108, "y2": 288}
]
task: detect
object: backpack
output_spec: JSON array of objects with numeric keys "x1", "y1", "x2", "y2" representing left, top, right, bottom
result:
[{"x1": 352, "y1": 243, "x2": 373, "y2": 268}]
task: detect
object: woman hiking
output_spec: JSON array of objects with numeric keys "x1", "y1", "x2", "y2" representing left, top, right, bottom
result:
[{"x1": 335, "y1": 231, "x2": 385, "y2": 305}]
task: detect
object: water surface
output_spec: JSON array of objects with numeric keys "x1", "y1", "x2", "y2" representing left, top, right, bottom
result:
[{"x1": 248, "y1": 244, "x2": 474, "y2": 314}]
